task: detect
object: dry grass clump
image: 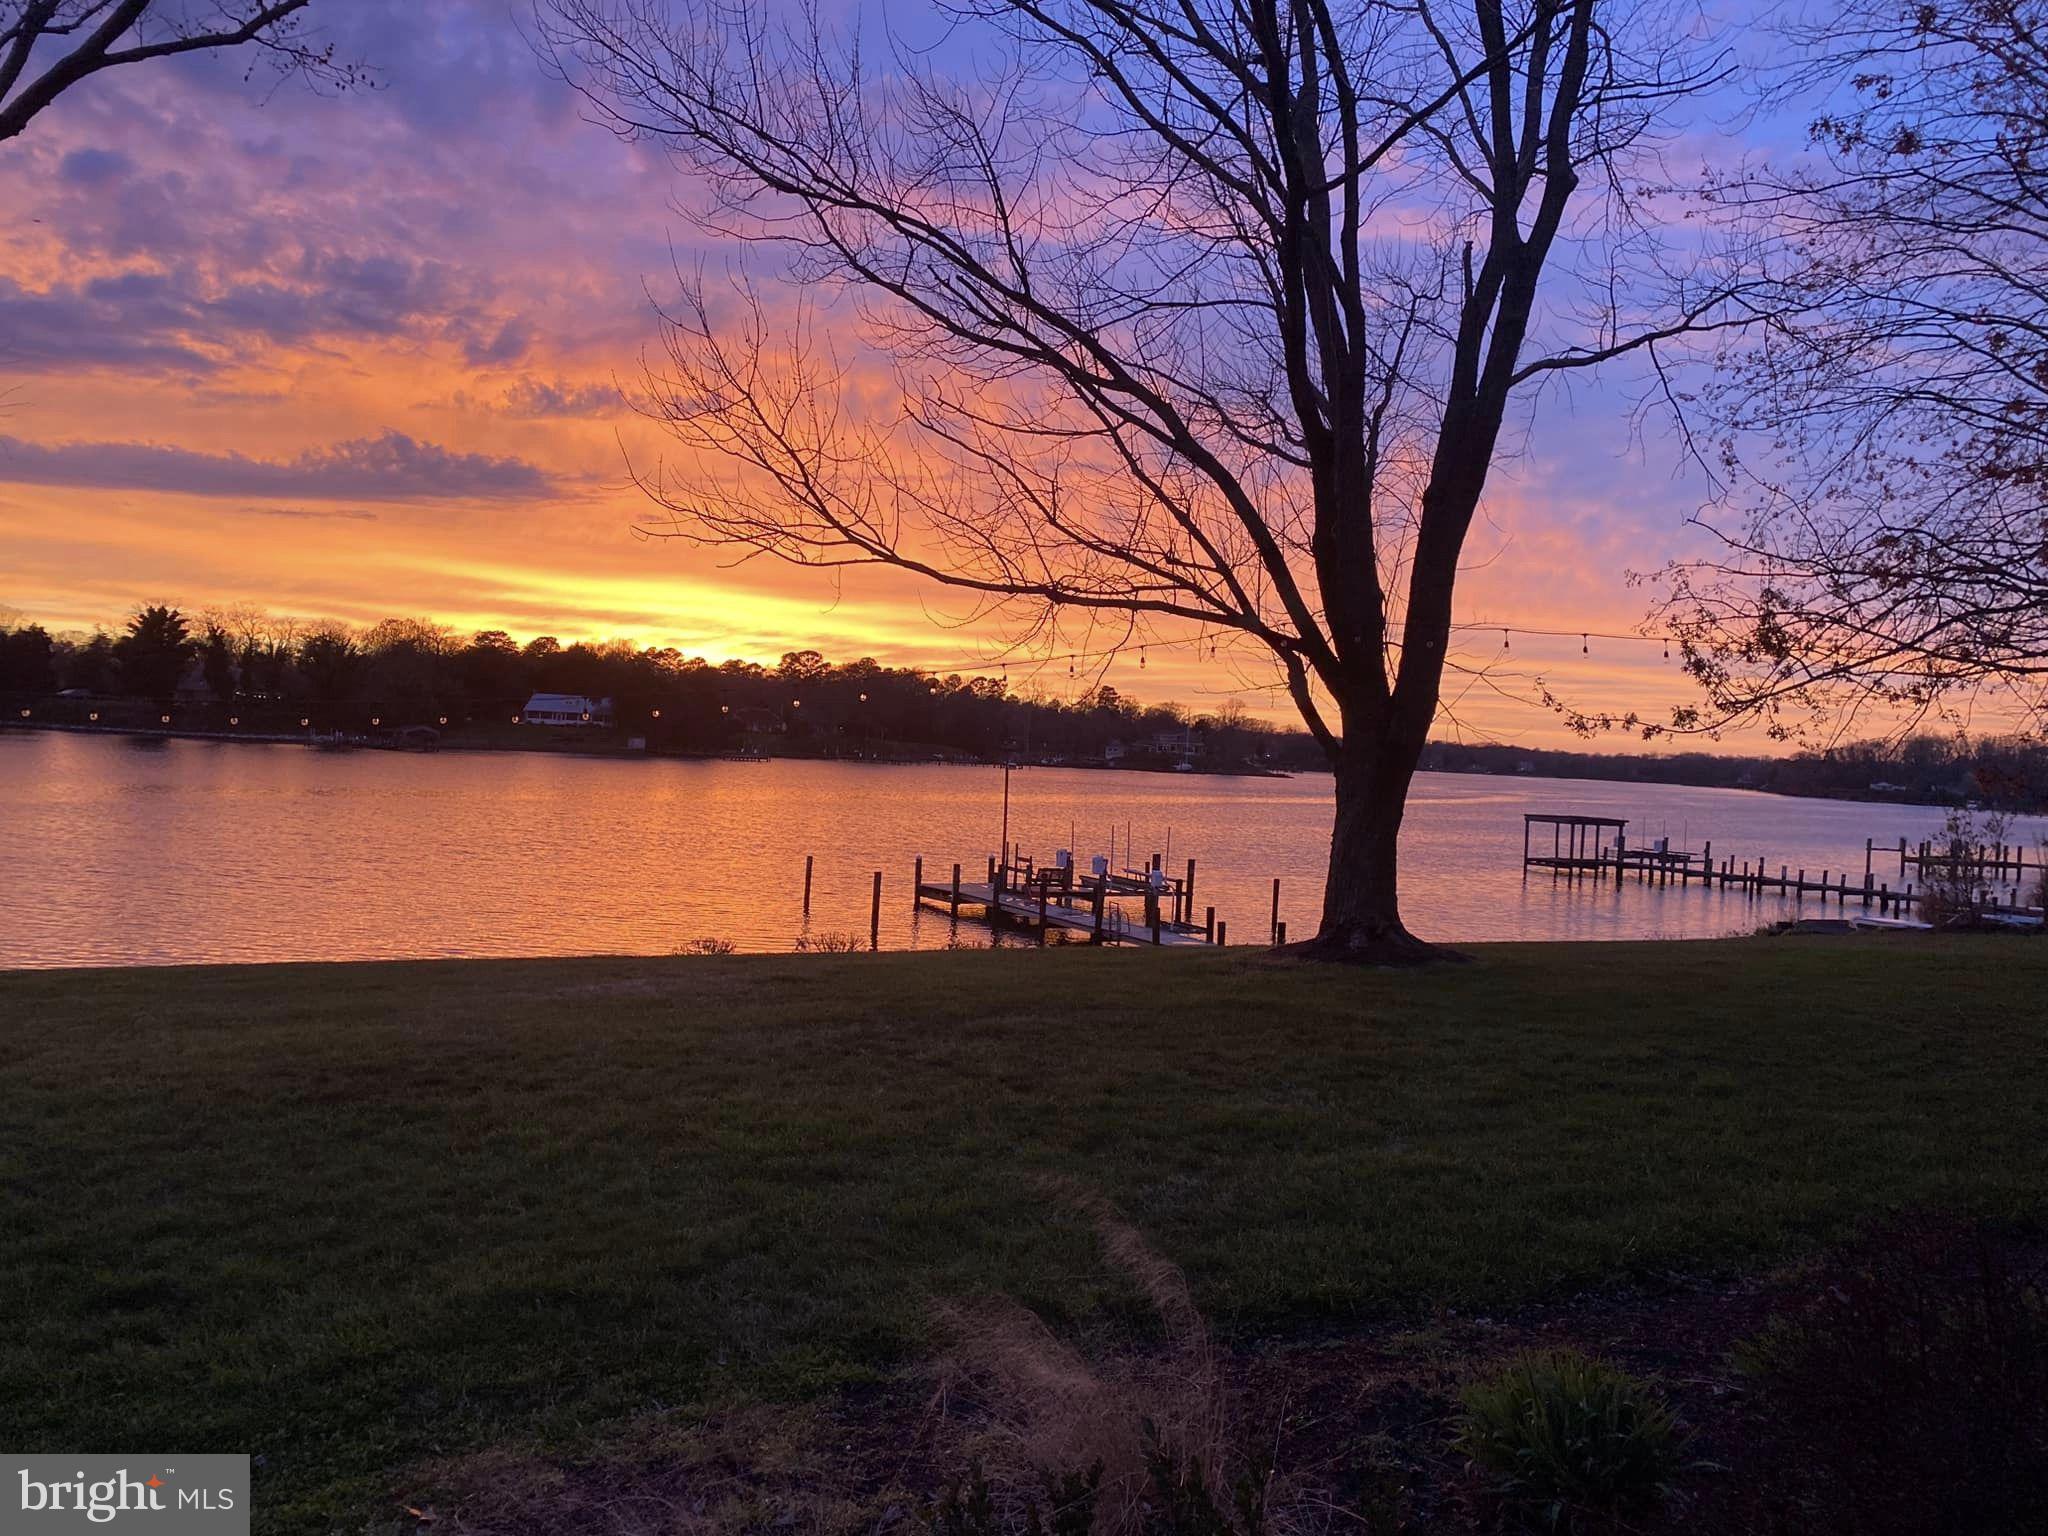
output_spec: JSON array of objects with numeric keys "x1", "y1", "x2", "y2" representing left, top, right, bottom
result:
[{"x1": 930, "y1": 1181, "x2": 1272, "y2": 1535}]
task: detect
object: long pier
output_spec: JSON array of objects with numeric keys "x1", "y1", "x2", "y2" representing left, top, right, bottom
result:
[{"x1": 1523, "y1": 813, "x2": 2045, "y2": 925}]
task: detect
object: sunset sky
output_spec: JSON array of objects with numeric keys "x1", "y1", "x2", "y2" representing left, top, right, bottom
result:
[{"x1": 0, "y1": 0, "x2": 1782, "y2": 746}]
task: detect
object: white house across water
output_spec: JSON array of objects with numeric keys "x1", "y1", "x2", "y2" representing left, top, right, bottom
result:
[{"x1": 519, "y1": 693, "x2": 614, "y2": 727}]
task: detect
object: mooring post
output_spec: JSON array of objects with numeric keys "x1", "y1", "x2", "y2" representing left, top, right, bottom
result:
[
  {"x1": 1185, "y1": 858, "x2": 1197, "y2": 917},
  {"x1": 1270, "y1": 877, "x2": 1281, "y2": 943},
  {"x1": 913, "y1": 856, "x2": 923, "y2": 908},
  {"x1": 1865, "y1": 839, "x2": 1874, "y2": 883},
  {"x1": 1275, "y1": 920, "x2": 1287, "y2": 946},
  {"x1": 951, "y1": 862, "x2": 962, "y2": 913},
  {"x1": 1216, "y1": 919, "x2": 1227, "y2": 946},
  {"x1": 870, "y1": 870, "x2": 882, "y2": 949},
  {"x1": 1863, "y1": 870, "x2": 1873, "y2": 909},
  {"x1": 804, "y1": 854, "x2": 814, "y2": 913},
  {"x1": 1204, "y1": 905, "x2": 1215, "y2": 943},
  {"x1": 1701, "y1": 840, "x2": 1712, "y2": 884}
]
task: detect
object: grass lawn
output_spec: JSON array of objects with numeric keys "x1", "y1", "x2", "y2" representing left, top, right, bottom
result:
[{"x1": 2, "y1": 937, "x2": 2044, "y2": 1530}]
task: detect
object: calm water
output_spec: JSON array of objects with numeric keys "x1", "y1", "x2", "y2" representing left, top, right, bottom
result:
[{"x1": 2, "y1": 730, "x2": 2040, "y2": 968}]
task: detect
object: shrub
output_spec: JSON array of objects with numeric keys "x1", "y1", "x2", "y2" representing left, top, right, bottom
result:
[
  {"x1": 1736, "y1": 1214, "x2": 2048, "y2": 1535},
  {"x1": 794, "y1": 930, "x2": 864, "y2": 953},
  {"x1": 1454, "y1": 1350, "x2": 1684, "y2": 1531},
  {"x1": 674, "y1": 936, "x2": 736, "y2": 955}
]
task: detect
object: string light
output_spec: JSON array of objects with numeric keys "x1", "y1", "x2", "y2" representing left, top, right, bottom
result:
[{"x1": 880, "y1": 620, "x2": 1680, "y2": 679}]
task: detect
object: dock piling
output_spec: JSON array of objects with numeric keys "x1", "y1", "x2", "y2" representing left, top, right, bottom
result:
[
  {"x1": 870, "y1": 870, "x2": 882, "y2": 949},
  {"x1": 803, "y1": 854, "x2": 814, "y2": 913}
]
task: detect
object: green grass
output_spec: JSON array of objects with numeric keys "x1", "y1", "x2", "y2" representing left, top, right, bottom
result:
[{"x1": 2, "y1": 937, "x2": 2044, "y2": 1530}]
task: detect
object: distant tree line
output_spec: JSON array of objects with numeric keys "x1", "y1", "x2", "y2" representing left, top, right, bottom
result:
[
  {"x1": 0, "y1": 605, "x2": 1309, "y2": 768},
  {"x1": 1421, "y1": 738, "x2": 2048, "y2": 812},
  {"x1": 5, "y1": 608, "x2": 2046, "y2": 805}
]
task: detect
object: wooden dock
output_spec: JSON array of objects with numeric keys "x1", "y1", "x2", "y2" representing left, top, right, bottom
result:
[
  {"x1": 912, "y1": 852, "x2": 1220, "y2": 947},
  {"x1": 1523, "y1": 813, "x2": 2045, "y2": 924}
]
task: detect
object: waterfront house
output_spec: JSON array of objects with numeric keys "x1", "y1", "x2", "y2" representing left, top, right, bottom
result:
[{"x1": 520, "y1": 693, "x2": 614, "y2": 727}]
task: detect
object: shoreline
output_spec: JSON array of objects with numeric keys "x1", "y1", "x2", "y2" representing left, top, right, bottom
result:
[
  {"x1": 1, "y1": 716, "x2": 2016, "y2": 811},
  {"x1": 0, "y1": 717, "x2": 1296, "y2": 777}
]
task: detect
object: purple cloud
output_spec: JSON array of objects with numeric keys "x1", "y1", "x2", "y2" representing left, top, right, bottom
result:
[
  {"x1": 0, "y1": 430, "x2": 553, "y2": 501},
  {"x1": 58, "y1": 148, "x2": 132, "y2": 186}
]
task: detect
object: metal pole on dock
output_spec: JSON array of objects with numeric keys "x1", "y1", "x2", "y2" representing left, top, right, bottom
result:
[
  {"x1": 804, "y1": 854, "x2": 814, "y2": 913},
  {"x1": 870, "y1": 870, "x2": 882, "y2": 950}
]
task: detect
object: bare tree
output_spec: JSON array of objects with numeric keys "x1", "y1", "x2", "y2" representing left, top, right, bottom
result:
[
  {"x1": 1661, "y1": 0, "x2": 2048, "y2": 741},
  {"x1": 539, "y1": 0, "x2": 1750, "y2": 958},
  {"x1": 0, "y1": 1, "x2": 356, "y2": 143}
]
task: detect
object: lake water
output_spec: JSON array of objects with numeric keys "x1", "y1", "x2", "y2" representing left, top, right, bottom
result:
[{"x1": 3, "y1": 729, "x2": 2041, "y2": 968}]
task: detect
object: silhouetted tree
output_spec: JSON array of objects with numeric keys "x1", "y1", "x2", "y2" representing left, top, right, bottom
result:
[
  {"x1": 113, "y1": 604, "x2": 193, "y2": 703},
  {"x1": 539, "y1": 0, "x2": 1759, "y2": 958},
  {"x1": 296, "y1": 629, "x2": 362, "y2": 704},
  {"x1": 1664, "y1": 0, "x2": 2048, "y2": 737},
  {"x1": 0, "y1": 2, "x2": 359, "y2": 144},
  {"x1": 0, "y1": 622, "x2": 54, "y2": 691},
  {"x1": 200, "y1": 624, "x2": 236, "y2": 703}
]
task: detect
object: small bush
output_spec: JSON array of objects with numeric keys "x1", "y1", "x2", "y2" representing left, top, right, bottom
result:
[
  {"x1": 1737, "y1": 1214, "x2": 2048, "y2": 1535},
  {"x1": 674, "y1": 936, "x2": 736, "y2": 955},
  {"x1": 1454, "y1": 1350, "x2": 1684, "y2": 1531},
  {"x1": 794, "y1": 930, "x2": 865, "y2": 953}
]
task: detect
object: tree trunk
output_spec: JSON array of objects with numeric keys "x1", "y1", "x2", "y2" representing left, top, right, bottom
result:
[{"x1": 1300, "y1": 734, "x2": 1448, "y2": 963}]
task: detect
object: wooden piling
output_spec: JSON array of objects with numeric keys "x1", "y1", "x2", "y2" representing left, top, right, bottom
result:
[
  {"x1": 870, "y1": 870, "x2": 882, "y2": 949},
  {"x1": 913, "y1": 856, "x2": 923, "y2": 908},
  {"x1": 1270, "y1": 877, "x2": 1281, "y2": 943},
  {"x1": 951, "y1": 862, "x2": 962, "y2": 913},
  {"x1": 803, "y1": 854, "x2": 814, "y2": 912},
  {"x1": 1216, "y1": 919, "x2": 1227, "y2": 946},
  {"x1": 1204, "y1": 905, "x2": 1215, "y2": 943},
  {"x1": 1276, "y1": 920, "x2": 1287, "y2": 946}
]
